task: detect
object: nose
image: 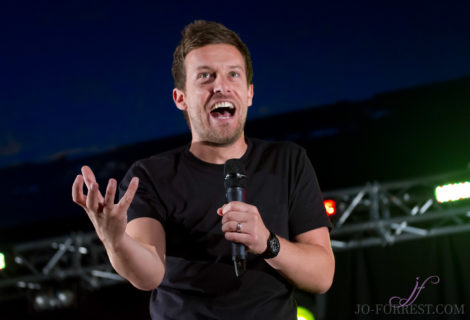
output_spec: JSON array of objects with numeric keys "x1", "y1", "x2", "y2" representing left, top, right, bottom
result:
[{"x1": 213, "y1": 75, "x2": 231, "y2": 94}]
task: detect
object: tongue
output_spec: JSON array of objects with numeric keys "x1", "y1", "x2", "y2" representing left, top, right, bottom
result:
[{"x1": 211, "y1": 110, "x2": 232, "y2": 118}]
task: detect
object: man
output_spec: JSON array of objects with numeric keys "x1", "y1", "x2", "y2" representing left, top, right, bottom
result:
[{"x1": 72, "y1": 20, "x2": 334, "y2": 319}]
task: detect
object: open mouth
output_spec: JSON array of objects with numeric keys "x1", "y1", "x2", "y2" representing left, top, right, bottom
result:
[{"x1": 210, "y1": 101, "x2": 235, "y2": 119}]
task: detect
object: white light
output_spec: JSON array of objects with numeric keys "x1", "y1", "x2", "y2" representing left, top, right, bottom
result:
[
  {"x1": 35, "y1": 295, "x2": 46, "y2": 307},
  {"x1": 0, "y1": 253, "x2": 5, "y2": 270},
  {"x1": 57, "y1": 292, "x2": 67, "y2": 302},
  {"x1": 435, "y1": 182, "x2": 470, "y2": 203},
  {"x1": 56, "y1": 290, "x2": 74, "y2": 305}
]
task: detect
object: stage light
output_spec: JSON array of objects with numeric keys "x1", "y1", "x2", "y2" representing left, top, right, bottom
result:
[
  {"x1": 56, "y1": 290, "x2": 75, "y2": 306},
  {"x1": 435, "y1": 181, "x2": 470, "y2": 203},
  {"x1": 0, "y1": 252, "x2": 5, "y2": 270},
  {"x1": 32, "y1": 289, "x2": 76, "y2": 311},
  {"x1": 297, "y1": 306, "x2": 315, "y2": 320},
  {"x1": 324, "y1": 199, "x2": 336, "y2": 216},
  {"x1": 34, "y1": 294, "x2": 48, "y2": 311}
]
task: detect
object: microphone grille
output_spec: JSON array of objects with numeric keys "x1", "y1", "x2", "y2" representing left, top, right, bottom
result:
[
  {"x1": 224, "y1": 159, "x2": 247, "y2": 188},
  {"x1": 224, "y1": 159, "x2": 246, "y2": 176}
]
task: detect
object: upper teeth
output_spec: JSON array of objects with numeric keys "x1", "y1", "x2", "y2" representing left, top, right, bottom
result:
[{"x1": 210, "y1": 101, "x2": 234, "y2": 112}]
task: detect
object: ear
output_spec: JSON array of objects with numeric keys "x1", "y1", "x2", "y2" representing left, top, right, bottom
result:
[
  {"x1": 173, "y1": 88, "x2": 187, "y2": 111},
  {"x1": 247, "y1": 84, "x2": 254, "y2": 107}
]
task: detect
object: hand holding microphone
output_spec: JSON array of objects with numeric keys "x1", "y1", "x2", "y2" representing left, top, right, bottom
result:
[{"x1": 218, "y1": 159, "x2": 271, "y2": 277}]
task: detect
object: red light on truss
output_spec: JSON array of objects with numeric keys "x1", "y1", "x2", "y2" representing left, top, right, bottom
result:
[{"x1": 324, "y1": 199, "x2": 336, "y2": 216}]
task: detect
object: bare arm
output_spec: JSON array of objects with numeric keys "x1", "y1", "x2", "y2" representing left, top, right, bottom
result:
[
  {"x1": 72, "y1": 166, "x2": 166, "y2": 291},
  {"x1": 264, "y1": 227, "x2": 334, "y2": 293},
  {"x1": 106, "y1": 218, "x2": 166, "y2": 291},
  {"x1": 219, "y1": 202, "x2": 334, "y2": 293}
]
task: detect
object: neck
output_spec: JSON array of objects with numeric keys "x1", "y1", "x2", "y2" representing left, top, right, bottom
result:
[{"x1": 189, "y1": 134, "x2": 247, "y2": 164}]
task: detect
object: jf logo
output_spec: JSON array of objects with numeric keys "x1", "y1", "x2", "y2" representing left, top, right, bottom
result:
[{"x1": 389, "y1": 275, "x2": 440, "y2": 308}]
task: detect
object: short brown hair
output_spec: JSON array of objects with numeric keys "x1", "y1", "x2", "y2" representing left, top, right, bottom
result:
[{"x1": 172, "y1": 20, "x2": 253, "y2": 90}]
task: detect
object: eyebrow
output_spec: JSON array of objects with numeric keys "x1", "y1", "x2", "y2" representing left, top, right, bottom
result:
[
  {"x1": 195, "y1": 65, "x2": 244, "y2": 71},
  {"x1": 195, "y1": 66, "x2": 212, "y2": 71}
]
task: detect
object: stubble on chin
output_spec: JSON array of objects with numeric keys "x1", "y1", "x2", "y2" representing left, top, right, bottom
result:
[{"x1": 202, "y1": 124, "x2": 244, "y2": 146}]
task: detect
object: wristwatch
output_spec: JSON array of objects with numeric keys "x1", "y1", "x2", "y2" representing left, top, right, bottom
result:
[{"x1": 260, "y1": 231, "x2": 280, "y2": 259}]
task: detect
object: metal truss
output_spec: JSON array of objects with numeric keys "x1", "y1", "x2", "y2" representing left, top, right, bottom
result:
[
  {"x1": 326, "y1": 169, "x2": 470, "y2": 251},
  {"x1": 0, "y1": 231, "x2": 124, "y2": 306}
]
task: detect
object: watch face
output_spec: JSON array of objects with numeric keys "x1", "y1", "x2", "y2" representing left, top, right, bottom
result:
[
  {"x1": 261, "y1": 232, "x2": 280, "y2": 259},
  {"x1": 269, "y1": 235, "x2": 280, "y2": 254}
]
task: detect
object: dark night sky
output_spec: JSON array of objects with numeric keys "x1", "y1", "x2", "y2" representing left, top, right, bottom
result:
[{"x1": 2, "y1": 0, "x2": 470, "y2": 168}]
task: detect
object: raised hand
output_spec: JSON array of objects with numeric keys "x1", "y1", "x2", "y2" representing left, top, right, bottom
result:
[{"x1": 72, "y1": 165, "x2": 139, "y2": 248}]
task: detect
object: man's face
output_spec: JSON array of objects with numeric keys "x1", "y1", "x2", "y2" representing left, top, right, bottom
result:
[{"x1": 173, "y1": 44, "x2": 254, "y2": 145}]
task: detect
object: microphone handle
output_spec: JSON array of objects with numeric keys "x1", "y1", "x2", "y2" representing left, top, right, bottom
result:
[
  {"x1": 226, "y1": 186, "x2": 245, "y2": 203},
  {"x1": 226, "y1": 187, "x2": 246, "y2": 277}
]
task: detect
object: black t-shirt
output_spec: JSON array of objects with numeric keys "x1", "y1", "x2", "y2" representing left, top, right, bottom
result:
[{"x1": 120, "y1": 137, "x2": 331, "y2": 320}]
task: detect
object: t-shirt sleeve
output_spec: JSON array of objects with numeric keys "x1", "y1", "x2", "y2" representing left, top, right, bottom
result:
[
  {"x1": 288, "y1": 148, "x2": 332, "y2": 237},
  {"x1": 119, "y1": 160, "x2": 168, "y2": 228}
]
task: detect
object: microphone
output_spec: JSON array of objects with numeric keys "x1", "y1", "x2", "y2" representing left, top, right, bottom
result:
[{"x1": 224, "y1": 159, "x2": 247, "y2": 277}]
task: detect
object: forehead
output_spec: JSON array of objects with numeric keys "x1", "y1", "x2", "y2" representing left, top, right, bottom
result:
[{"x1": 184, "y1": 44, "x2": 245, "y2": 72}]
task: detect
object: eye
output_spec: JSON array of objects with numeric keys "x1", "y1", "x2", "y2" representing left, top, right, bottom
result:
[
  {"x1": 229, "y1": 71, "x2": 240, "y2": 78},
  {"x1": 198, "y1": 72, "x2": 211, "y2": 79}
]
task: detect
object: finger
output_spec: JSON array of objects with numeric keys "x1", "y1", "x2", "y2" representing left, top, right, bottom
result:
[
  {"x1": 221, "y1": 220, "x2": 250, "y2": 234},
  {"x1": 117, "y1": 177, "x2": 139, "y2": 211},
  {"x1": 221, "y1": 210, "x2": 249, "y2": 224},
  {"x1": 81, "y1": 166, "x2": 96, "y2": 188},
  {"x1": 221, "y1": 201, "x2": 252, "y2": 215},
  {"x1": 81, "y1": 166, "x2": 104, "y2": 202},
  {"x1": 224, "y1": 232, "x2": 251, "y2": 246},
  {"x1": 86, "y1": 182, "x2": 101, "y2": 213},
  {"x1": 103, "y1": 179, "x2": 117, "y2": 212},
  {"x1": 216, "y1": 205, "x2": 226, "y2": 216},
  {"x1": 72, "y1": 175, "x2": 87, "y2": 209}
]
